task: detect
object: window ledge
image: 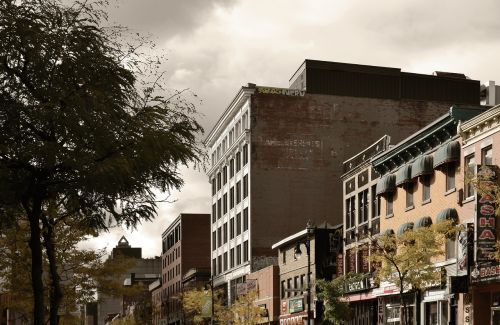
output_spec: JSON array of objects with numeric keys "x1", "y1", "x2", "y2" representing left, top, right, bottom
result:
[
  {"x1": 385, "y1": 213, "x2": 394, "y2": 219},
  {"x1": 421, "y1": 198, "x2": 431, "y2": 206},
  {"x1": 405, "y1": 205, "x2": 415, "y2": 212},
  {"x1": 462, "y1": 196, "x2": 475, "y2": 204},
  {"x1": 444, "y1": 188, "x2": 456, "y2": 196}
]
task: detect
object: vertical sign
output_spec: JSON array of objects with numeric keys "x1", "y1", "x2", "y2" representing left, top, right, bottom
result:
[
  {"x1": 476, "y1": 165, "x2": 497, "y2": 262},
  {"x1": 336, "y1": 253, "x2": 344, "y2": 276},
  {"x1": 463, "y1": 294, "x2": 472, "y2": 325},
  {"x1": 377, "y1": 298, "x2": 385, "y2": 325}
]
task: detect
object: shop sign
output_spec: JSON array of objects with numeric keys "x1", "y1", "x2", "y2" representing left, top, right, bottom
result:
[
  {"x1": 336, "y1": 253, "x2": 344, "y2": 276},
  {"x1": 476, "y1": 165, "x2": 497, "y2": 262},
  {"x1": 377, "y1": 297, "x2": 384, "y2": 325},
  {"x1": 257, "y1": 86, "x2": 306, "y2": 97},
  {"x1": 288, "y1": 298, "x2": 304, "y2": 314},
  {"x1": 470, "y1": 262, "x2": 500, "y2": 283},
  {"x1": 463, "y1": 294, "x2": 472, "y2": 325},
  {"x1": 457, "y1": 223, "x2": 473, "y2": 275},
  {"x1": 281, "y1": 300, "x2": 288, "y2": 313}
]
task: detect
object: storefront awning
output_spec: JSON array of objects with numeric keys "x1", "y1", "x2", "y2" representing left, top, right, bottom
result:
[
  {"x1": 397, "y1": 222, "x2": 414, "y2": 236},
  {"x1": 433, "y1": 140, "x2": 460, "y2": 168},
  {"x1": 415, "y1": 216, "x2": 433, "y2": 229},
  {"x1": 376, "y1": 174, "x2": 396, "y2": 195},
  {"x1": 396, "y1": 164, "x2": 412, "y2": 186},
  {"x1": 411, "y1": 155, "x2": 433, "y2": 178},
  {"x1": 436, "y1": 208, "x2": 458, "y2": 224}
]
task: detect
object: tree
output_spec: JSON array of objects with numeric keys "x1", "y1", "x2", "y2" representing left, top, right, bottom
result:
[
  {"x1": 316, "y1": 273, "x2": 364, "y2": 324},
  {"x1": 179, "y1": 287, "x2": 228, "y2": 324},
  {"x1": 0, "y1": 216, "x2": 138, "y2": 324},
  {"x1": 370, "y1": 225, "x2": 450, "y2": 325},
  {"x1": 222, "y1": 290, "x2": 263, "y2": 325},
  {"x1": 0, "y1": 0, "x2": 203, "y2": 324}
]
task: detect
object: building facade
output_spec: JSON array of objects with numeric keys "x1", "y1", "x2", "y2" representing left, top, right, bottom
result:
[
  {"x1": 245, "y1": 265, "x2": 280, "y2": 325},
  {"x1": 459, "y1": 104, "x2": 500, "y2": 325},
  {"x1": 371, "y1": 105, "x2": 486, "y2": 325},
  {"x1": 205, "y1": 60, "x2": 480, "y2": 300},
  {"x1": 341, "y1": 136, "x2": 391, "y2": 325},
  {"x1": 272, "y1": 224, "x2": 342, "y2": 325},
  {"x1": 160, "y1": 213, "x2": 210, "y2": 325}
]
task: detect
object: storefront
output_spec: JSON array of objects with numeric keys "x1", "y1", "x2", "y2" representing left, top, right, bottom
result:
[
  {"x1": 420, "y1": 289, "x2": 449, "y2": 325},
  {"x1": 470, "y1": 265, "x2": 500, "y2": 325},
  {"x1": 373, "y1": 283, "x2": 417, "y2": 325}
]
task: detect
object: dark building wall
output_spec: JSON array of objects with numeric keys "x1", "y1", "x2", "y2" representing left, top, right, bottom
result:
[
  {"x1": 181, "y1": 213, "x2": 211, "y2": 272},
  {"x1": 250, "y1": 91, "x2": 468, "y2": 256}
]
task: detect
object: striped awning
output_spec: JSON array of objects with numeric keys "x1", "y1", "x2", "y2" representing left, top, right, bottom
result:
[
  {"x1": 436, "y1": 208, "x2": 459, "y2": 224},
  {"x1": 411, "y1": 155, "x2": 434, "y2": 178},
  {"x1": 397, "y1": 222, "x2": 414, "y2": 236},
  {"x1": 433, "y1": 140, "x2": 460, "y2": 168},
  {"x1": 376, "y1": 174, "x2": 396, "y2": 195},
  {"x1": 396, "y1": 165, "x2": 412, "y2": 186},
  {"x1": 415, "y1": 216, "x2": 433, "y2": 229}
]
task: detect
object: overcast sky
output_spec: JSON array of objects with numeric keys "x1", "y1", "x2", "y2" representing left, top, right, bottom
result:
[{"x1": 84, "y1": 0, "x2": 500, "y2": 257}]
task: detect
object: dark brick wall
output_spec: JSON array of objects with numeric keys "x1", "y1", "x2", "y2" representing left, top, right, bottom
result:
[
  {"x1": 250, "y1": 92, "x2": 461, "y2": 256},
  {"x1": 181, "y1": 213, "x2": 211, "y2": 272}
]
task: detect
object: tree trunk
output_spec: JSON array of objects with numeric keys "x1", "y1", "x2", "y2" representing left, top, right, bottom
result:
[
  {"x1": 400, "y1": 289, "x2": 407, "y2": 325},
  {"x1": 26, "y1": 200, "x2": 45, "y2": 325},
  {"x1": 42, "y1": 216, "x2": 62, "y2": 325}
]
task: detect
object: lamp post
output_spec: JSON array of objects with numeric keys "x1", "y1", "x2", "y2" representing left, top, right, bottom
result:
[{"x1": 294, "y1": 221, "x2": 314, "y2": 325}]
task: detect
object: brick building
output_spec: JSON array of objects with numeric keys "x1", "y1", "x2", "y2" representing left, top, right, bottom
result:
[
  {"x1": 459, "y1": 104, "x2": 500, "y2": 325},
  {"x1": 371, "y1": 105, "x2": 486, "y2": 325},
  {"x1": 244, "y1": 265, "x2": 280, "y2": 325},
  {"x1": 205, "y1": 59, "x2": 480, "y2": 301},
  {"x1": 160, "y1": 213, "x2": 210, "y2": 325}
]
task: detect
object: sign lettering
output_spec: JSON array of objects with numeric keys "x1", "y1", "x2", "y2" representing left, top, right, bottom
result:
[{"x1": 476, "y1": 165, "x2": 497, "y2": 262}]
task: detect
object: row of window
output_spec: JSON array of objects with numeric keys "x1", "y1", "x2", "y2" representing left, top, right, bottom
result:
[
  {"x1": 280, "y1": 274, "x2": 307, "y2": 299},
  {"x1": 162, "y1": 224, "x2": 181, "y2": 253},
  {"x1": 212, "y1": 175, "x2": 249, "y2": 223},
  {"x1": 212, "y1": 208, "x2": 249, "y2": 250},
  {"x1": 345, "y1": 185, "x2": 380, "y2": 229},
  {"x1": 212, "y1": 240, "x2": 249, "y2": 275},
  {"x1": 162, "y1": 263, "x2": 181, "y2": 284},
  {"x1": 212, "y1": 145, "x2": 249, "y2": 196},
  {"x1": 162, "y1": 246, "x2": 181, "y2": 269},
  {"x1": 211, "y1": 112, "x2": 249, "y2": 166}
]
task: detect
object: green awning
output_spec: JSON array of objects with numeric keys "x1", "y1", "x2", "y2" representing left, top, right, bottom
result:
[
  {"x1": 436, "y1": 208, "x2": 458, "y2": 224},
  {"x1": 395, "y1": 165, "x2": 412, "y2": 186},
  {"x1": 397, "y1": 222, "x2": 414, "y2": 236},
  {"x1": 381, "y1": 229, "x2": 395, "y2": 237},
  {"x1": 433, "y1": 140, "x2": 460, "y2": 168},
  {"x1": 376, "y1": 174, "x2": 396, "y2": 195},
  {"x1": 415, "y1": 216, "x2": 433, "y2": 229},
  {"x1": 411, "y1": 155, "x2": 433, "y2": 178}
]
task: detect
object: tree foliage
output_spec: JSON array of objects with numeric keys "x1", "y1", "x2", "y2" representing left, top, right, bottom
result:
[
  {"x1": 370, "y1": 225, "x2": 450, "y2": 325},
  {"x1": 179, "y1": 287, "x2": 227, "y2": 324},
  {"x1": 316, "y1": 273, "x2": 364, "y2": 324},
  {"x1": 0, "y1": 0, "x2": 204, "y2": 323},
  {"x1": 221, "y1": 290, "x2": 263, "y2": 325}
]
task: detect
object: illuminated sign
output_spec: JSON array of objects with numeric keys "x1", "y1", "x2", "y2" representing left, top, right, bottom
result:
[
  {"x1": 288, "y1": 298, "x2": 304, "y2": 314},
  {"x1": 476, "y1": 165, "x2": 497, "y2": 262}
]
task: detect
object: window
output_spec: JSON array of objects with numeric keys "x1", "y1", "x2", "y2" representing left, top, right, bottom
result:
[
  {"x1": 446, "y1": 164, "x2": 456, "y2": 192},
  {"x1": 236, "y1": 181, "x2": 241, "y2": 204},
  {"x1": 230, "y1": 248, "x2": 235, "y2": 268},
  {"x1": 236, "y1": 152, "x2": 241, "y2": 172},
  {"x1": 236, "y1": 213, "x2": 241, "y2": 236},
  {"x1": 243, "y1": 144, "x2": 248, "y2": 165},
  {"x1": 217, "y1": 172, "x2": 221, "y2": 190},
  {"x1": 223, "y1": 166, "x2": 227, "y2": 185},
  {"x1": 230, "y1": 159, "x2": 234, "y2": 178},
  {"x1": 230, "y1": 218, "x2": 235, "y2": 239},
  {"x1": 212, "y1": 204, "x2": 216, "y2": 223},
  {"x1": 371, "y1": 185, "x2": 380, "y2": 218},
  {"x1": 405, "y1": 182, "x2": 414, "y2": 208},
  {"x1": 446, "y1": 237, "x2": 456, "y2": 260},
  {"x1": 345, "y1": 197, "x2": 356, "y2": 228},
  {"x1": 230, "y1": 187, "x2": 235, "y2": 209},
  {"x1": 217, "y1": 227, "x2": 222, "y2": 247},
  {"x1": 236, "y1": 244, "x2": 242, "y2": 265},
  {"x1": 287, "y1": 278, "x2": 292, "y2": 298},
  {"x1": 223, "y1": 252, "x2": 228, "y2": 271},
  {"x1": 358, "y1": 190, "x2": 369, "y2": 224},
  {"x1": 212, "y1": 231, "x2": 216, "y2": 250},
  {"x1": 243, "y1": 241, "x2": 248, "y2": 262},
  {"x1": 223, "y1": 193, "x2": 228, "y2": 215},
  {"x1": 243, "y1": 207, "x2": 248, "y2": 231},
  {"x1": 482, "y1": 145, "x2": 493, "y2": 165},
  {"x1": 217, "y1": 255, "x2": 222, "y2": 274},
  {"x1": 243, "y1": 175, "x2": 248, "y2": 198},
  {"x1": 212, "y1": 178, "x2": 216, "y2": 196},
  {"x1": 293, "y1": 276, "x2": 299, "y2": 296},
  {"x1": 464, "y1": 154, "x2": 475, "y2": 198},
  {"x1": 223, "y1": 223, "x2": 228, "y2": 243},
  {"x1": 421, "y1": 175, "x2": 431, "y2": 202},
  {"x1": 282, "y1": 251, "x2": 286, "y2": 264},
  {"x1": 217, "y1": 199, "x2": 221, "y2": 219},
  {"x1": 386, "y1": 193, "x2": 393, "y2": 216},
  {"x1": 281, "y1": 280, "x2": 286, "y2": 299},
  {"x1": 212, "y1": 259, "x2": 216, "y2": 275}
]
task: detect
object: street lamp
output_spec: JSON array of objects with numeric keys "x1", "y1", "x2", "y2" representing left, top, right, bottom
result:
[{"x1": 294, "y1": 221, "x2": 314, "y2": 325}]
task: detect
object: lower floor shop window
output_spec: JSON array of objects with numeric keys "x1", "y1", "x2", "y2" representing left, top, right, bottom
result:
[{"x1": 424, "y1": 300, "x2": 448, "y2": 325}]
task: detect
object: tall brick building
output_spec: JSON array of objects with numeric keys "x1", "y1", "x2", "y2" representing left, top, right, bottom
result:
[
  {"x1": 205, "y1": 60, "x2": 480, "y2": 300},
  {"x1": 159, "y1": 213, "x2": 210, "y2": 325}
]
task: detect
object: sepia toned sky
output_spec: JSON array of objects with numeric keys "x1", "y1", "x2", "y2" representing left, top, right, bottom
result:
[{"x1": 85, "y1": 0, "x2": 500, "y2": 257}]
